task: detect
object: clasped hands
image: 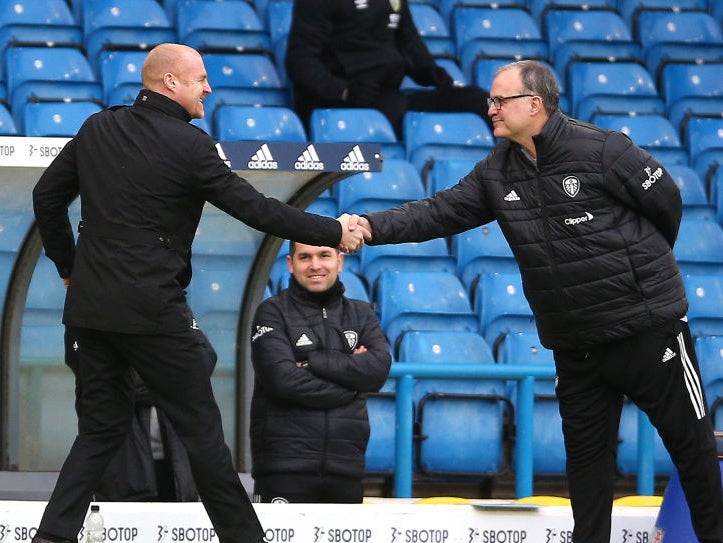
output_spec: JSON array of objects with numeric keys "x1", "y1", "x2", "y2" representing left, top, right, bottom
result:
[{"x1": 336, "y1": 214, "x2": 372, "y2": 254}]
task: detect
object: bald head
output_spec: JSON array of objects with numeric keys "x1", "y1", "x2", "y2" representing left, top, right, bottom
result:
[{"x1": 141, "y1": 43, "x2": 212, "y2": 119}]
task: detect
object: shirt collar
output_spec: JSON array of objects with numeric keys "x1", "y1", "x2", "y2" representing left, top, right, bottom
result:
[{"x1": 134, "y1": 89, "x2": 193, "y2": 123}]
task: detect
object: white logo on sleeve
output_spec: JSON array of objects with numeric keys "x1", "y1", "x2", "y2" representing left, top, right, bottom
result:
[
  {"x1": 642, "y1": 166, "x2": 664, "y2": 190},
  {"x1": 252, "y1": 325, "x2": 274, "y2": 342}
]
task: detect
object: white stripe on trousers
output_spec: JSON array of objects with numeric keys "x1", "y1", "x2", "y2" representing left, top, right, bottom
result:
[{"x1": 677, "y1": 332, "x2": 706, "y2": 420}]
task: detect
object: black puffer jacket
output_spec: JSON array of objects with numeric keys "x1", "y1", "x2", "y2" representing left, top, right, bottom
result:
[
  {"x1": 250, "y1": 277, "x2": 391, "y2": 478},
  {"x1": 365, "y1": 110, "x2": 687, "y2": 350}
]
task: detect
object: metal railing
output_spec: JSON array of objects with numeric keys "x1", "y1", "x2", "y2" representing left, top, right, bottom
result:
[{"x1": 387, "y1": 362, "x2": 657, "y2": 498}]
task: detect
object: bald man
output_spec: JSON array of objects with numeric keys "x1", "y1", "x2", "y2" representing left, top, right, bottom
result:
[{"x1": 31, "y1": 43, "x2": 367, "y2": 543}]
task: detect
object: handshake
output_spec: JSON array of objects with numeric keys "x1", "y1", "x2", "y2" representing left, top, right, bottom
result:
[{"x1": 336, "y1": 214, "x2": 373, "y2": 254}]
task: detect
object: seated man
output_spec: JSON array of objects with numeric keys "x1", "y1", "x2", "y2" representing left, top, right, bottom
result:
[
  {"x1": 250, "y1": 241, "x2": 391, "y2": 503},
  {"x1": 285, "y1": 0, "x2": 492, "y2": 138}
]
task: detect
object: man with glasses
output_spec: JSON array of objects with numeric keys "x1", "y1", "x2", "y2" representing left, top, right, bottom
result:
[{"x1": 347, "y1": 60, "x2": 723, "y2": 543}]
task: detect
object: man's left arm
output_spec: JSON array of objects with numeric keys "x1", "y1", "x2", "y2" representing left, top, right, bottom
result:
[
  {"x1": 305, "y1": 305, "x2": 391, "y2": 393},
  {"x1": 603, "y1": 131, "x2": 683, "y2": 248},
  {"x1": 32, "y1": 139, "x2": 79, "y2": 279}
]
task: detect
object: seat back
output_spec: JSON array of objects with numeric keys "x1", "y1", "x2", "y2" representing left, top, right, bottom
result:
[
  {"x1": 682, "y1": 274, "x2": 723, "y2": 338},
  {"x1": 83, "y1": 0, "x2": 171, "y2": 37},
  {"x1": 177, "y1": 0, "x2": 264, "y2": 37},
  {"x1": 661, "y1": 62, "x2": 723, "y2": 110},
  {"x1": 360, "y1": 239, "x2": 456, "y2": 289},
  {"x1": 453, "y1": 7, "x2": 541, "y2": 53},
  {"x1": 0, "y1": 0, "x2": 76, "y2": 26},
  {"x1": 696, "y1": 335, "x2": 723, "y2": 430},
  {"x1": 426, "y1": 157, "x2": 478, "y2": 196},
  {"x1": 267, "y1": 0, "x2": 294, "y2": 47},
  {"x1": 544, "y1": 8, "x2": 632, "y2": 59},
  {"x1": 310, "y1": 108, "x2": 403, "y2": 159},
  {"x1": 666, "y1": 165, "x2": 716, "y2": 220},
  {"x1": 673, "y1": 219, "x2": 723, "y2": 276},
  {"x1": 214, "y1": 105, "x2": 306, "y2": 142},
  {"x1": 0, "y1": 104, "x2": 17, "y2": 135},
  {"x1": 376, "y1": 270, "x2": 478, "y2": 350},
  {"x1": 335, "y1": 158, "x2": 424, "y2": 213},
  {"x1": 403, "y1": 111, "x2": 494, "y2": 173},
  {"x1": 685, "y1": 116, "x2": 723, "y2": 161},
  {"x1": 99, "y1": 49, "x2": 147, "y2": 105},
  {"x1": 23, "y1": 100, "x2": 103, "y2": 137},
  {"x1": 452, "y1": 222, "x2": 517, "y2": 301},
  {"x1": 637, "y1": 10, "x2": 723, "y2": 54},
  {"x1": 567, "y1": 61, "x2": 657, "y2": 117},
  {"x1": 477, "y1": 271, "x2": 536, "y2": 350}
]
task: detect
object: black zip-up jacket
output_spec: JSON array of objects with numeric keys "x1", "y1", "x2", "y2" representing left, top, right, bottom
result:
[
  {"x1": 250, "y1": 277, "x2": 391, "y2": 478},
  {"x1": 285, "y1": 0, "x2": 447, "y2": 119},
  {"x1": 365, "y1": 110, "x2": 687, "y2": 351},
  {"x1": 32, "y1": 90, "x2": 342, "y2": 334}
]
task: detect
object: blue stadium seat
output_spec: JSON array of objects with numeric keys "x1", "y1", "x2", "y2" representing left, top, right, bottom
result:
[
  {"x1": 685, "y1": 116, "x2": 723, "y2": 166},
  {"x1": 617, "y1": 0, "x2": 708, "y2": 26},
  {"x1": 528, "y1": 0, "x2": 617, "y2": 24},
  {"x1": 214, "y1": 105, "x2": 306, "y2": 142},
  {"x1": 616, "y1": 401, "x2": 674, "y2": 476},
  {"x1": 498, "y1": 330, "x2": 564, "y2": 475},
  {"x1": 365, "y1": 378, "x2": 397, "y2": 473},
  {"x1": 575, "y1": 95, "x2": 666, "y2": 124},
  {"x1": 375, "y1": 270, "x2": 479, "y2": 352},
  {"x1": 400, "y1": 58, "x2": 467, "y2": 91},
  {"x1": 21, "y1": 256, "x2": 67, "y2": 364},
  {"x1": 0, "y1": 103, "x2": 17, "y2": 135},
  {"x1": 453, "y1": 7, "x2": 544, "y2": 82},
  {"x1": 426, "y1": 157, "x2": 478, "y2": 196},
  {"x1": 334, "y1": 158, "x2": 425, "y2": 214},
  {"x1": 696, "y1": 335, "x2": 723, "y2": 431},
  {"x1": 0, "y1": 0, "x2": 76, "y2": 27},
  {"x1": 567, "y1": 61, "x2": 658, "y2": 119},
  {"x1": 266, "y1": 0, "x2": 293, "y2": 48},
  {"x1": 82, "y1": 0, "x2": 171, "y2": 39},
  {"x1": 714, "y1": 168, "x2": 723, "y2": 228},
  {"x1": 397, "y1": 330, "x2": 509, "y2": 476},
  {"x1": 23, "y1": 100, "x2": 103, "y2": 137},
  {"x1": 476, "y1": 272, "x2": 536, "y2": 353},
  {"x1": 5, "y1": 46, "x2": 102, "y2": 130},
  {"x1": 438, "y1": 0, "x2": 523, "y2": 28},
  {"x1": 553, "y1": 41, "x2": 643, "y2": 89},
  {"x1": 591, "y1": 113, "x2": 688, "y2": 166},
  {"x1": 452, "y1": 222, "x2": 517, "y2": 304},
  {"x1": 644, "y1": 43, "x2": 723, "y2": 91},
  {"x1": 310, "y1": 108, "x2": 404, "y2": 160},
  {"x1": 661, "y1": 62, "x2": 723, "y2": 112},
  {"x1": 85, "y1": 30, "x2": 175, "y2": 77},
  {"x1": 410, "y1": 3, "x2": 453, "y2": 53},
  {"x1": 666, "y1": 165, "x2": 716, "y2": 221},
  {"x1": 0, "y1": 26, "x2": 83, "y2": 83},
  {"x1": 682, "y1": 274, "x2": 723, "y2": 338},
  {"x1": 98, "y1": 49, "x2": 146, "y2": 106},
  {"x1": 403, "y1": 111, "x2": 494, "y2": 174},
  {"x1": 202, "y1": 52, "x2": 289, "y2": 117},
  {"x1": 360, "y1": 239, "x2": 456, "y2": 290},
  {"x1": 673, "y1": 219, "x2": 723, "y2": 276},
  {"x1": 176, "y1": 0, "x2": 271, "y2": 53},
  {"x1": 544, "y1": 8, "x2": 633, "y2": 60},
  {"x1": 459, "y1": 40, "x2": 549, "y2": 91},
  {"x1": 636, "y1": 10, "x2": 723, "y2": 55}
]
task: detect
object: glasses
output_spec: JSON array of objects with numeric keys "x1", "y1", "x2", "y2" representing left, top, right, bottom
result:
[{"x1": 486, "y1": 94, "x2": 537, "y2": 109}]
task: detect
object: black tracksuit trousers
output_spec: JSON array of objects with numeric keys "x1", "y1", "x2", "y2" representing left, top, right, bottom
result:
[
  {"x1": 34, "y1": 326, "x2": 264, "y2": 543},
  {"x1": 554, "y1": 318, "x2": 723, "y2": 543}
]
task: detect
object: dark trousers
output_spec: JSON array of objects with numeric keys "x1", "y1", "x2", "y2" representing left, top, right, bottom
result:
[
  {"x1": 554, "y1": 319, "x2": 723, "y2": 543},
  {"x1": 253, "y1": 472, "x2": 364, "y2": 504},
  {"x1": 35, "y1": 326, "x2": 263, "y2": 543}
]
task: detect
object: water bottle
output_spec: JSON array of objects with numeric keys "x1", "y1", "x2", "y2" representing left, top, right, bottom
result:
[{"x1": 85, "y1": 504, "x2": 105, "y2": 543}]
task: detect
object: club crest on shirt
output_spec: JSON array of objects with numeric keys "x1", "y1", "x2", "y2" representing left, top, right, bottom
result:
[
  {"x1": 345, "y1": 331, "x2": 359, "y2": 350},
  {"x1": 562, "y1": 175, "x2": 580, "y2": 197}
]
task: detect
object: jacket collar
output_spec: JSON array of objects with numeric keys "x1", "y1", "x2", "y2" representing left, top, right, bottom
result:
[
  {"x1": 531, "y1": 109, "x2": 567, "y2": 158},
  {"x1": 288, "y1": 275, "x2": 345, "y2": 306},
  {"x1": 134, "y1": 89, "x2": 193, "y2": 123}
]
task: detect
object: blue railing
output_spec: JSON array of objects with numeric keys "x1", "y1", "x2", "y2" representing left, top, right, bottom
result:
[{"x1": 387, "y1": 362, "x2": 656, "y2": 498}]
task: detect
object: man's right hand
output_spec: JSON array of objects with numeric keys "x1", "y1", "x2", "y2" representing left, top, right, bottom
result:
[
  {"x1": 348, "y1": 215, "x2": 373, "y2": 242},
  {"x1": 337, "y1": 213, "x2": 371, "y2": 253}
]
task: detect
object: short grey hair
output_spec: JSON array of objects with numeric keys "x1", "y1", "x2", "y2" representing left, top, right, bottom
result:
[{"x1": 496, "y1": 60, "x2": 560, "y2": 114}]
